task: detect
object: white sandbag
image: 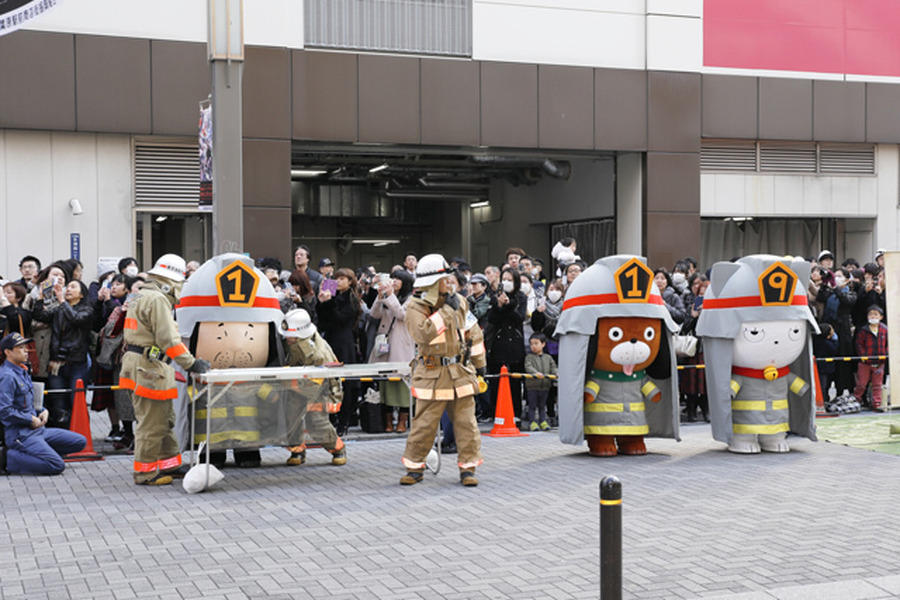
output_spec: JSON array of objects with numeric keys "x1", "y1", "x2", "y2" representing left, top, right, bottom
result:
[{"x1": 182, "y1": 463, "x2": 225, "y2": 494}]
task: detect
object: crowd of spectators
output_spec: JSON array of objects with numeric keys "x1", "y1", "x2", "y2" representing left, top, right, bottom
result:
[{"x1": 0, "y1": 241, "x2": 890, "y2": 457}]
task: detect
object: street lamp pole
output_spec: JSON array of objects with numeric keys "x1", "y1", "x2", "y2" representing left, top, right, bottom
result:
[{"x1": 207, "y1": 0, "x2": 244, "y2": 254}]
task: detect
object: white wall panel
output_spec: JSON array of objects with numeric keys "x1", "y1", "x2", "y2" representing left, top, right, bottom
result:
[
  {"x1": 23, "y1": 0, "x2": 302, "y2": 48},
  {"x1": 702, "y1": 172, "x2": 883, "y2": 218},
  {"x1": 0, "y1": 130, "x2": 133, "y2": 279},
  {"x1": 647, "y1": 0, "x2": 702, "y2": 18},
  {"x1": 875, "y1": 145, "x2": 900, "y2": 251},
  {"x1": 473, "y1": 1, "x2": 645, "y2": 68},
  {"x1": 3, "y1": 131, "x2": 54, "y2": 279},
  {"x1": 646, "y1": 15, "x2": 702, "y2": 72}
]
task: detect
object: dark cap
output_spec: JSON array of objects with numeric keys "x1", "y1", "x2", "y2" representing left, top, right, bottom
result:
[
  {"x1": 0, "y1": 332, "x2": 31, "y2": 352},
  {"x1": 318, "y1": 258, "x2": 334, "y2": 268},
  {"x1": 469, "y1": 273, "x2": 489, "y2": 286},
  {"x1": 867, "y1": 304, "x2": 884, "y2": 316}
]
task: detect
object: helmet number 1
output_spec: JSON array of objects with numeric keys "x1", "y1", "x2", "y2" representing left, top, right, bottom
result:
[{"x1": 226, "y1": 269, "x2": 246, "y2": 303}]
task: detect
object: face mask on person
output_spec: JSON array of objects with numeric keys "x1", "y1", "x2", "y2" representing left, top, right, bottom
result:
[
  {"x1": 672, "y1": 273, "x2": 686, "y2": 285},
  {"x1": 547, "y1": 290, "x2": 562, "y2": 303},
  {"x1": 124, "y1": 266, "x2": 139, "y2": 277},
  {"x1": 834, "y1": 275, "x2": 846, "y2": 287},
  {"x1": 501, "y1": 280, "x2": 514, "y2": 293},
  {"x1": 869, "y1": 318, "x2": 881, "y2": 325},
  {"x1": 520, "y1": 282, "x2": 532, "y2": 295}
]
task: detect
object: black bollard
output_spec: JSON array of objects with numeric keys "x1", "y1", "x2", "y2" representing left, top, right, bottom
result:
[{"x1": 600, "y1": 475, "x2": 622, "y2": 600}]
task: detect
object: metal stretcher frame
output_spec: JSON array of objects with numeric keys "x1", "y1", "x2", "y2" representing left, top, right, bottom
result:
[{"x1": 189, "y1": 362, "x2": 416, "y2": 489}]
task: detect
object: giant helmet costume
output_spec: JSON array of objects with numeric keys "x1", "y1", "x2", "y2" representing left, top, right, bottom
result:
[
  {"x1": 556, "y1": 255, "x2": 680, "y2": 456},
  {"x1": 695, "y1": 254, "x2": 819, "y2": 453},
  {"x1": 176, "y1": 253, "x2": 286, "y2": 467}
]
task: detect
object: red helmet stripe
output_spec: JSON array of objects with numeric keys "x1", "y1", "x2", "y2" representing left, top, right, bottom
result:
[
  {"x1": 702, "y1": 295, "x2": 807, "y2": 309},
  {"x1": 176, "y1": 295, "x2": 281, "y2": 310},
  {"x1": 562, "y1": 293, "x2": 664, "y2": 311}
]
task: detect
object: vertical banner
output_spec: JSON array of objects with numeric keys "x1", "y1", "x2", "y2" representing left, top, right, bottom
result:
[
  {"x1": 885, "y1": 252, "x2": 900, "y2": 409},
  {"x1": 0, "y1": 0, "x2": 61, "y2": 37},
  {"x1": 199, "y1": 101, "x2": 213, "y2": 212},
  {"x1": 70, "y1": 233, "x2": 80, "y2": 260}
]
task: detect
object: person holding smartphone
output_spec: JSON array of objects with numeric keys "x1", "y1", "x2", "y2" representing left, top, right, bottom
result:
[{"x1": 679, "y1": 272, "x2": 709, "y2": 422}]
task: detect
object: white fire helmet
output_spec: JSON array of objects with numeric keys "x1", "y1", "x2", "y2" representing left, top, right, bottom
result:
[
  {"x1": 414, "y1": 254, "x2": 452, "y2": 288},
  {"x1": 279, "y1": 308, "x2": 317, "y2": 339},
  {"x1": 175, "y1": 253, "x2": 284, "y2": 336},
  {"x1": 148, "y1": 254, "x2": 187, "y2": 282}
]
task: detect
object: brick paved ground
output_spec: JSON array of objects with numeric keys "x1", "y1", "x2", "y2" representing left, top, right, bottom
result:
[{"x1": 3, "y1": 417, "x2": 900, "y2": 599}]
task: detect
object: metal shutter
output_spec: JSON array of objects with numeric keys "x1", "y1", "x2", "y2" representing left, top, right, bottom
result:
[
  {"x1": 759, "y1": 142, "x2": 817, "y2": 173},
  {"x1": 700, "y1": 140, "x2": 757, "y2": 171},
  {"x1": 305, "y1": 0, "x2": 472, "y2": 57},
  {"x1": 134, "y1": 142, "x2": 199, "y2": 209},
  {"x1": 819, "y1": 143, "x2": 875, "y2": 174}
]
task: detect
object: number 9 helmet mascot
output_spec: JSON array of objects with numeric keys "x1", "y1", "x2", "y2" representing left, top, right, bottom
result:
[
  {"x1": 556, "y1": 255, "x2": 680, "y2": 456},
  {"x1": 696, "y1": 255, "x2": 819, "y2": 453},
  {"x1": 176, "y1": 253, "x2": 286, "y2": 468}
]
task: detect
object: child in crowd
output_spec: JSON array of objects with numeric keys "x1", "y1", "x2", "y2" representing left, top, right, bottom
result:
[
  {"x1": 853, "y1": 305, "x2": 889, "y2": 411},
  {"x1": 524, "y1": 332, "x2": 558, "y2": 431}
]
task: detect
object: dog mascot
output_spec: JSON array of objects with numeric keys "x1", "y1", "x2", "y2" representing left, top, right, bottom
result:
[
  {"x1": 556, "y1": 255, "x2": 680, "y2": 456},
  {"x1": 696, "y1": 255, "x2": 818, "y2": 453}
]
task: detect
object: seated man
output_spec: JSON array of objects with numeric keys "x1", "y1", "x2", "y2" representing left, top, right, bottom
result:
[{"x1": 0, "y1": 333, "x2": 86, "y2": 475}]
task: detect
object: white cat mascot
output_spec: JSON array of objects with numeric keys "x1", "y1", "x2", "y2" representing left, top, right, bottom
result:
[{"x1": 696, "y1": 255, "x2": 819, "y2": 453}]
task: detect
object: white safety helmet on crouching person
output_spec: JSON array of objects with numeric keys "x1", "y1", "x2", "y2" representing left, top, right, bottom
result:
[
  {"x1": 148, "y1": 254, "x2": 187, "y2": 282},
  {"x1": 414, "y1": 254, "x2": 453, "y2": 288},
  {"x1": 279, "y1": 308, "x2": 317, "y2": 339}
]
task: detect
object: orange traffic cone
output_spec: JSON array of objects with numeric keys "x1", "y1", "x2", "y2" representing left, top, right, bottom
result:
[
  {"x1": 484, "y1": 366, "x2": 528, "y2": 438},
  {"x1": 812, "y1": 358, "x2": 836, "y2": 419},
  {"x1": 64, "y1": 378, "x2": 104, "y2": 462}
]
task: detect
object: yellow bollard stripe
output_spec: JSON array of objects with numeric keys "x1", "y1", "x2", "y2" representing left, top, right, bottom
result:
[{"x1": 600, "y1": 499, "x2": 623, "y2": 506}]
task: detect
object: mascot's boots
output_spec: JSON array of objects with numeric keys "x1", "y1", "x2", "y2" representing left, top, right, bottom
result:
[
  {"x1": 616, "y1": 435, "x2": 647, "y2": 455},
  {"x1": 587, "y1": 435, "x2": 617, "y2": 457},
  {"x1": 400, "y1": 470, "x2": 424, "y2": 485},
  {"x1": 330, "y1": 448, "x2": 347, "y2": 466},
  {"x1": 460, "y1": 469, "x2": 478, "y2": 487},
  {"x1": 287, "y1": 449, "x2": 306, "y2": 466},
  {"x1": 728, "y1": 433, "x2": 762, "y2": 454},
  {"x1": 759, "y1": 432, "x2": 790, "y2": 453}
]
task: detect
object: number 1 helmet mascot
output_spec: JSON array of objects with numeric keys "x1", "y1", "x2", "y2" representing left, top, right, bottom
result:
[
  {"x1": 695, "y1": 255, "x2": 819, "y2": 453},
  {"x1": 176, "y1": 253, "x2": 286, "y2": 468},
  {"x1": 556, "y1": 255, "x2": 680, "y2": 456}
]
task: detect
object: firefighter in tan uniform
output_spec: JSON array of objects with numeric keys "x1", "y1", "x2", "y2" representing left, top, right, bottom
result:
[
  {"x1": 401, "y1": 254, "x2": 487, "y2": 487},
  {"x1": 121, "y1": 254, "x2": 210, "y2": 486},
  {"x1": 279, "y1": 308, "x2": 347, "y2": 466}
]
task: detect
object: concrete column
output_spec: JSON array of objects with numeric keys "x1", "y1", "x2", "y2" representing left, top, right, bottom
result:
[
  {"x1": 211, "y1": 59, "x2": 244, "y2": 254},
  {"x1": 615, "y1": 152, "x2": 643, "y2": 255}
]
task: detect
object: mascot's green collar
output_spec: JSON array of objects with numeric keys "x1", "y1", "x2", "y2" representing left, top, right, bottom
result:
[{"x1": 590, "y1": 369, "x2": 645, "y2": 382}]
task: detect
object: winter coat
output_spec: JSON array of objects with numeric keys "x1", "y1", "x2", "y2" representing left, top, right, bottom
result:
[
  {"x1": 661, "y1": 286, "x2": 687, "y2": 325},
  {"x1": 32, "y1": 299, "x2": 94, "y2": 364},
  {"x1": 368, "y1": 292, "x2": 415, "y2": 364},
  {"x1": 485, "y1": 290, "x2": 527, "y2": 366},
  {"x1": 317, "y1": 289, "x2": 361, "y2": 364}
]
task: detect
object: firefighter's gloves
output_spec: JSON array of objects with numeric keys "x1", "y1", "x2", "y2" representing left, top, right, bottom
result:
[{"x1": 190, "y1": 358, "x2": 212, "y2": 374}]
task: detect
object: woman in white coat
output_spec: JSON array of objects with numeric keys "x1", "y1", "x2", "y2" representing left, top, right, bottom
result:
[{"x1": 369, "y1": 269, "x2": 416, "y2": 431}]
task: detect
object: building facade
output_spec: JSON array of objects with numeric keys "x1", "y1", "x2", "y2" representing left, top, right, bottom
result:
[{"x1": 1, "y1": 0, "x2": 898, "y2": 278}]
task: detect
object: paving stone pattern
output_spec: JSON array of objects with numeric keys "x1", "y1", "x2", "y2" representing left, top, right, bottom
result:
[{"x1": 2, "y1": 419, "x2": 900, "y2": 599}]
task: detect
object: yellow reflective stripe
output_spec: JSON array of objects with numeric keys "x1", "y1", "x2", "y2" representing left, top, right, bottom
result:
[
  {"x1": 428, "y1": 311, "x2": 446, "y2": 335},
  {"x1": 732, "y1": 401, "x2": 766, "y2": 411},
  {"x1": 585, "y1": 402, "x2": 645, "y2": 412},
  {"x1": 730, "y1": 379, "x2": 740, "y2": 395},
  {"x1": 733, "y1": 400, "x2": 789, "y2": 411},
  {"x1": 733, "y1": 423, "x2": 790, "y2": 434},
  {"x1": 584, "y1": 381, "x2": 600, "y2": 396},
  {"x1": 600, "y1": 499, "x2": 622, "y2": 506},
  {"x1": 789, "y1": 377, "x2": 806, "y2": 395},
  {"x1": 412, "y1": 387, "x2": 433, "y2": 400},
  {"x1": 194, "y1": 430, "x2": 261, "y2": 444},
  {"x1": 434, "y1": 388, "x2": 455, "y2": 400},
  {"x1": 470, "y1": 341, "x2": 486, "y2": 357},
  {"x1": 257, "y1": 383, "x2": 273, "y2": 400},
  {"x1": 195, "y1": 407, "x2": 229, "y2": 419},
  {"x1": 640, "y1": 381, "x2": 658, "y2": 398},
  {"x1": 455, "y1": 383, "x2": 475, "y2": 397},
  {"x1": 311, "y1": 378, "x2": 325, "y2": 385},
  {"x1": 234, "y1": 406, "x2": 258, "y2": 417},
  {"x1": 584, "y1": 425, "x2": 650, "y2": 435}
]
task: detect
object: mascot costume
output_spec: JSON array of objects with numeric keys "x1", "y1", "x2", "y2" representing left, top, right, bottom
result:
[
  {"x1": 176, "y1": 253, "x2": 286, "y2": 467},
  {"x1": 556, "y1": 255, "x2": 680, "y2": 456},
  {"x1": 696, "y1": 255, "x2": 818, "y2": 453}
]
